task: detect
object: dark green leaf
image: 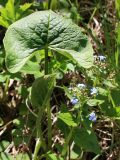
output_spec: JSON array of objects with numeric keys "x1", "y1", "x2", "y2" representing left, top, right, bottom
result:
[
  {"x1": 4, "y1": 10, "x2": 93, "y2": 73},
  {"x1": 73, "y1": 128, "x2": 101, "y2": 154},
  {"x1": 31, "y1": 74, "x2": 55, "y2": 108}
]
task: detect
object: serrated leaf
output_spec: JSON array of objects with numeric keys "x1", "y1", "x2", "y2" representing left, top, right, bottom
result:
[
  {"x1": 0, "y1": 0, "x2": 15, "y2": 21},
  {"x1": 0, "y1": 16, "x2": 9, "y2": 27},
  {"x1": 58, "y1": 112, "x2": 77, "y2": 127},
  {"x1": 31, "y1": 74, "x2": 55, "y2": 108},
  {"x1": 4, "y1": 10, "x2": 93, "y2": 73},
  {"x1": 73, "y1": 128, "x2": 101, "y2": 154},
  {"x1": 20, "y1": 3, "x2": 32, "y2": 12}
]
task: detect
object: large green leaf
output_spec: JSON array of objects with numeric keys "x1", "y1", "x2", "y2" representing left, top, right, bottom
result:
[
  {"x1": 73, "y1": 128, "x2": 101, "y2": 154},
  {"x1": 4, "y1": 10, "x2": 93, "y2": 73},
  {"x1": 31, "y1": 74, "x2": 55, "y2": 108}
]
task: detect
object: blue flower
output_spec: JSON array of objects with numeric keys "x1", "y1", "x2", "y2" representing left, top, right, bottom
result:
[
  {"x1": 70, "y1": 97, "x2": 79, "y2": 105},
  {"x1": 77, "y1": 83, "x2": 86, "y2": 89},
  {"x1": 89, "y1": 112, "x2": 97, "y2": 122},
  {"x1": 90, "y1": 87, "x2": 98, "y2": 95},
  {"x1": 98, "y1": 55, "x2": 106, "y2": 61}
]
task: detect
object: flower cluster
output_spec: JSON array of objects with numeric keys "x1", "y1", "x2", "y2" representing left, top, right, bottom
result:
[
  {"x1": 77, "y1": 83, "x2": 86, "y2": 89},
  {"x1": 70, "y1": 97, "x2": 79, "y2": 105},
  {"x1": 99, "y1": 55, "x2": 106, "y2": 61},
  {"x1": 94, "y1": 55, "x2": 106, "y2": 62},
  {"x1": 89, "y1": 112, "x2": 97, "y2": 122}
]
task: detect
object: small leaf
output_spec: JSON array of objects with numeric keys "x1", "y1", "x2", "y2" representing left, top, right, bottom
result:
[
  {"x1": 87, "y1": 99, "x2": 104, "y2": 106},
  {"x1": 63, "y1": 86, "x2": 73, "y2": 99},
  {"x1": 16, "y1": 153, "x2": 30, "y2": 160},
  {"x1": 31, "y1": 74, "x2": 55, "y2": 108},
  {"x1": 13, "y1": 119, "x2": 21, "y2": 126},
  {"x1": 0, "y1": 141, "x2": 10, "y2": 152},
  {"x1": 103, "y1": 80, "x2": 117, "y2": 88},
  {"x1": 46, "y1": 152, "x2": 64, "y2": 160},
  {"x1": 73, "y1": 128, "x2": 101, "y2": 154},
  {"x1": 97, "y1": 87, "x2": 108, "y2": 96},
  {"x1": 0, "y1": 16, "x2": 9, "y2": 27},
  {"x1": 20, "y1": 3, "x2": 32, "y2": 12},
  {"x1": 58, "y1": 112, "x2": 77, "y2": 127},
  {"x1": 67, "y1": 63, "x2": 75, "y2": 72}
]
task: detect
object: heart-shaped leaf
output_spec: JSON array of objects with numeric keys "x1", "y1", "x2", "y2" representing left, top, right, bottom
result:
[{"x1": 4, "y1": 10, "x2": 93, "y2": 73}]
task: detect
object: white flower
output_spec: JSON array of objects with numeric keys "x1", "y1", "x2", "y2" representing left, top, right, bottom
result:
[
  {"x1": 90, "y1": 87, "x2": 98, "y2": 95},
  {"x1": 77, "y1": 83, "x2": 86, "y2": 89}
]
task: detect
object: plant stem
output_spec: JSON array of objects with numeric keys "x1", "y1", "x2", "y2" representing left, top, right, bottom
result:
[
  {"x1": 45, "y1": 45, "x2": 48, "y2": 75},
  {"x1": 48, "y1": 0, "x2": 52, "y2": 9},
  {"x1": 47, "y1": 103, "x2": 52, "y2": 150},
  {"x1": 33, "y1": 138, "x2": 42, "y2": 160},
  {"x1": 44, "y1": 46, "x2": 52, "y2": 150},
  {"x1": 33, "y1": 108, "x2": 46, "y2": 160},
  {"x1": 62, "y1": 128, "x2": 74, "y2": 157}
]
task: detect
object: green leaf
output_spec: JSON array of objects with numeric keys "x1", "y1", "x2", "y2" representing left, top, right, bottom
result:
[
  {"x1": 97, "y1": 87, "x2": 108, "y2": 96},
  {"x1": 4, "y1": 10, "x2": 93, "y2": 73},
  {"x1": 46, "y1": 152, "x2": 64, "y2": 160},
  {"x1": 87, "y1": 99, "x2": 104, "y2": 106},
  {"x1": 58, "y1": 112, "x2": 77, "y2": 127},
  {"x1": 15, "y1": 153, "x2": 30, "y2": 160},
  {"x1": 0, "y1": 152, "x2": 13, "y2": 160},
  {"x1": 101, "y1": 105, "x2": 120, "y2": 119},
  {"x1": 0, "y1": 141, "x2": 10, "y2": 152},
  {"x1": 0, "y1": 0, "x2": 15, "y2": 22},
  {"x1": 103, "y1": 80, "x2": 117, "y2": 88},
  {"x1": 67, "y1": 63, "x2": 75, "y2": 72},
  {"x1": 0, "y1": 16, "x2": 9, "y2": 27},
  {"x1": 20, "y1": 60, "x2": 41, "y2": 75},
  {"x1": 73, "y1": 128, "x2": 101, "y2": 154},
  {"x1": 31, "y1": 74, "x2": 55, "y2": 108},
  {"x1": 19, "y1": 3, "x2": 32, "y2": 12}
]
